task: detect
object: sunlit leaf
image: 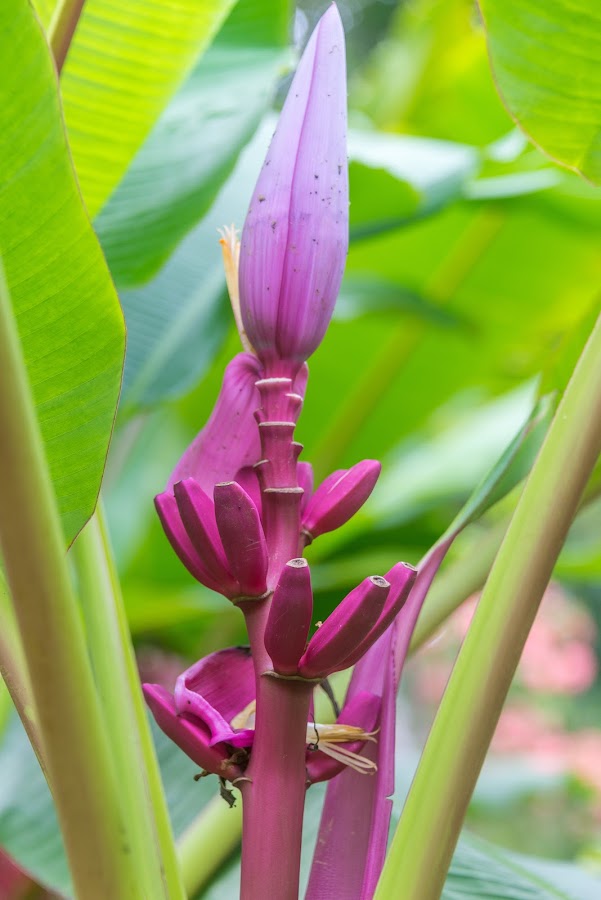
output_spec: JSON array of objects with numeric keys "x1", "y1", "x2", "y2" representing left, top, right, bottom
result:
[
  {"x1": 480, "y1": 0, "x2": 601, "y2": 183},
  {"x1": 96, "y1": 0, "x2": 289, "y2": 287},
  {"x1": 0, "y1": 0, "x2": 124, "y2": 541},
  {"x1": 60, "y1": 0, "x2": 237, "y2": 216}
]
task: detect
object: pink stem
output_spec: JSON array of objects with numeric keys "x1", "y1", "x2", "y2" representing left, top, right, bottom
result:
[
  {"x1": 240, "y1": 675, "x2": 313, "y2": 900},
  {"x1": 239, "y1": 363, "x2": 310, "y2": 898}
]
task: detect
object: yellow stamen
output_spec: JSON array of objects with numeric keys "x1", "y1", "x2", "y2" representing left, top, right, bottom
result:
[
  {"x1": 230, "y1": 701, "x2": 378, "y2": 775},
  {"x1": 218, "y1": 225, "x2": 254, "y2": 354},
  {"x1": 230, "y1": 698, "x2": 256, "y2": 730}
]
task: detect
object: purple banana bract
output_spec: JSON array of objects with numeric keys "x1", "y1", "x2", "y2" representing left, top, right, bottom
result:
[{"x1": 238, "y1": 3, "x2": 348, "y2": 366}]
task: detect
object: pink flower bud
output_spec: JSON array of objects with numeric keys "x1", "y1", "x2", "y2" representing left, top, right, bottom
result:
[
  {"x1": 213, "y1": 481, "x2": 268, "y2": 599},
  {"x1": 302, "y1": 460, "x2": 381, "y2": 541},
  {"x1": 336, "y1": 561, "x2": 417, "y2": 670},
  {"x1": 154, "y1": 491, "x2": 229, "y2": 595},
  {"x1": 173, "y1": 479, "x2": 240, "y2": 597},
  {"x1": 298, "y1": 575, "x2": 390, "y2": 679},
  {"x1": 239, "y1": 4, "x2": 348, "y2": 366},
  {"x1": 264, "y1": 558, "x2": 313, "y2": 675}
]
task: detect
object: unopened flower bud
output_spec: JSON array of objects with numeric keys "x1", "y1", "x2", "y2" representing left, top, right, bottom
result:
[
  {"x1": 239, "y1": 4, "x2": 348, "y2": 366},
  {"x1": 302, "y1": 460, "x2": 381, "y2": 542},
  {"x1": 298, "y1": 575, "x2": 390, "y2": 678},
  {"x1": 264, "y1": 558, "x2": 313, "y2": 674},
  {"x1": 214, "y1": 481, "x2": 268, "y2": 599}
]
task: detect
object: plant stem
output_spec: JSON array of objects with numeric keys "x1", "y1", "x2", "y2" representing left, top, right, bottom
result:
[
  {"x1": 0, "y1": 263, "x2": 140, "y2": 897},
  {"x1": 240, "y1": 676, "x2": 312, "y2": 900},
  {"x1": 178, "y1": 791, "x2": 243, "y2": 897},
  {"x1": 0, "y1": 579, "x2": 43, "y2": 767},
  {"x1": 375, "y1": 311, "x2": 601, "y2": 900},
  {"x1": 47, "y1": 0, "x2": 86, "y2": 74},
  {"x1": 72, "y1": 505, "x2": 186, "y2": 900}
]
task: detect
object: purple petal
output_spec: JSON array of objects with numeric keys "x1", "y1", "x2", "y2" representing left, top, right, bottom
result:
[
  {"x1": 264, "y1": 558, "x2": 313, "y2": 675},
  {"x1": 305, "y1": 631, "x2": 394, "y2": 900},
  {"x1": 307, "y1": 536, "x2": 461, "y2": 898},
  {"x1": 173, "y1": 479, "x2": 239, "y2": 597},
  {"x1": 298, "y1": 575, "x2": 389, "y2": 678},
  {"x1": 239, "y1": 5, "x2": 348, "y2": 365},
  {"x1": 305, "y1": 690, "x2": 380, "y2": 784},
  {"x1": 302, "y1": 460, "x2": 381, "y2": 540},
  {"x1": 167, "y1": 352, "x2": 262, "y2": 494},
  {"x1": 154, "y1": 492, "x2": 227, "y2": 593},
  {"x1": 143, "y1": 684, "x2": 240, "y2": 778},
  {"x1": 213, "y1": 481, "x2": 268, "y2": 598},
  {"x1": 174, "y1": 647, "x2": 256, "y2": 747}
]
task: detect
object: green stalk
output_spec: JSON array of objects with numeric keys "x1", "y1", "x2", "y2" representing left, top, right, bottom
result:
[
  {"x1": 375, "y1": 312, "x2": 601, "y2": 900},
  {"x1": 178, "y1": 792, "x2": 243, "y2": 897},
  {"x1": 0, "y1": 265, "x2": 141, "y2": 897},
  {"x1": 47, "y1": 0, "x2": 86, "y2": 73},
  {"x1": 72, "y1": 506, "x2": 186, "y2": 900},
  {"x1": 0, "y1": 577, "x2": 43, "y2": 766}
]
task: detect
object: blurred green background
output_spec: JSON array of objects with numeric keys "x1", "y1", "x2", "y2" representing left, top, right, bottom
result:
[{"x1": 1, "y1": 0, "x2": 600, "y2": 895}]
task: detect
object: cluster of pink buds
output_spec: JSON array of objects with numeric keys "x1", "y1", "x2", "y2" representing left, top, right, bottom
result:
[{"x1": 144, "y1": 11, "x2": 416, "y2": 890}]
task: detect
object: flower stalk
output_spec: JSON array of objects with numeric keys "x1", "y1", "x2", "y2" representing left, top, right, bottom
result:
[{"x1": 239, "y1": 676, "x2": 313, "y2": 900}]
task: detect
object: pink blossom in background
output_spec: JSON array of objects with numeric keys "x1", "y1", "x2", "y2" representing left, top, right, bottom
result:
[{"x1": 411, "y1": 582, "x2": 601, "y2": 808}]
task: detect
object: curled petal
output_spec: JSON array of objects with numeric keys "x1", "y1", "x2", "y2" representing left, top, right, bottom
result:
[
  {"x1": 167, "y1": 352, "x2": 262, "y2": 494},
  {"x1": 264, "y1": 558, "x2": 313, "y2": 675},
  {"x1": 239, "y1": 4, "x2": 348, "y2": 365},
  {"x1": 214, "y1": 481, "x2": 268, "y2": 598},
  {"x1": 174, "y1": 647, "x2": 256, "y2": 747},
  {"x1": 143, "y1": 684, "x2": 240, "y2": 779},
  {"x1": 298, "y1": 575, "x2": 390, "y2": 678},
  {"x1": 302, "y1": 460, "x2": 381, "y2": 541}
]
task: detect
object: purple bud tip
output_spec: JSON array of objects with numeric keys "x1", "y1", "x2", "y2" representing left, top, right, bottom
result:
[
  {"x1": 239, "y1": 4, "x2": 348, "y2": 365},
  {"x1": 336, "y1": 561, "x2": 417, "y2": 670},
  {"x1": 302, "y1": 459, "x2": 381, "y2": 541},
  {"x1": 265, "y1": 558, "x2": 314, "y2": 675},
  {"x1": 298, "y1": 574, "x2": 390, "y2": 679},
  {"x1": 213, "y1": 481, "x2": 268, "y2": 599}
]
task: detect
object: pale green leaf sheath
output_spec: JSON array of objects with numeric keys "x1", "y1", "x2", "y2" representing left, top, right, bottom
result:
[
  {"x1": 59, "y1": 0, "x2": 237, "y2": 216},
  {"x1": 480, "y1": 0, "x2": 601, "y2": 183},
  {"x1": 0, "y1": 0, "x2": 124, "y2": 542}
]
